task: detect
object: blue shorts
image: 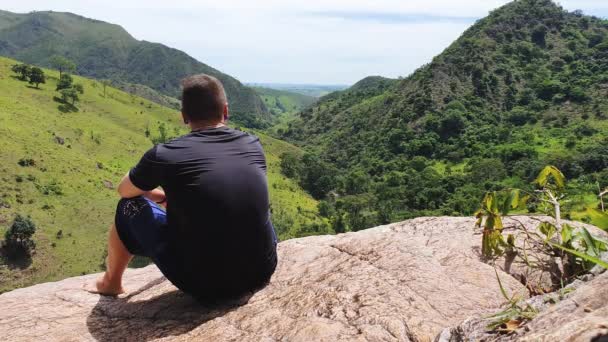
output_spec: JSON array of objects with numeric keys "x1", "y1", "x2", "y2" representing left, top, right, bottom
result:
[
  {"x1": 114, "y1": 196, "x2": 278, "y2": 302},
  {"x1": 115, "y1": 196, "x2": 168, "y2": 259}
]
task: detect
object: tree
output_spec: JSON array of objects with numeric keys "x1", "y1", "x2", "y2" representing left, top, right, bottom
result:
[
  {"x1": 28, "y1": 67, "x2": 45, "y2": 88},
  {"x1": 73, "y1": 83, "x2": 84, "y2": 94},
  {"x1": 56, "y1": 74, "x2": 73, "y2": 91},
  {"x1": 4, "y1": 214, "x2": 37, "y2": 254},
  {"x1": 60, "y1": 88, "x2": 79, "y2": 105},
  {"x1": 11, "y1": 64, "x2": 31, "y2": 81},
  {"x1": 280, "y1": 152, "x2": 302, "y2": 178},
  {"x1": 50, "y1": 55, "x2": 76, "y2": 79},
  {"x1": 531, "y1": 24, "x2": 548, "y2": 47},
  {"x1": 101, "y1": 79, "x2": 111, "y2": 97}
]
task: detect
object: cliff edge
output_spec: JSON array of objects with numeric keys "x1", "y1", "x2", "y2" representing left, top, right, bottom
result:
[{"x1": 0, "y1": 217, "x2": 606, "y2": 341}]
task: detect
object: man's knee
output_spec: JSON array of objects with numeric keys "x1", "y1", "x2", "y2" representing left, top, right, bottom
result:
[{"x1": 116, "y1": 196, "x2": 147, "y2": 219}]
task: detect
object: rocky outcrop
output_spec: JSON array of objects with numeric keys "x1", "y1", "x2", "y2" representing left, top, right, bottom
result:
[
  {"x1": 0, "y1": 216, "x2": 605, "y2": 341},
  {"x1": 437, "y1": 265, "x2": 608, "y2": 342}
]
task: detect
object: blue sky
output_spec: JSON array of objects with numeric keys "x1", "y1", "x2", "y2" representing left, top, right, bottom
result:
[{"x1": 4, "y1": 0, "x2": 608, "y2": 85}]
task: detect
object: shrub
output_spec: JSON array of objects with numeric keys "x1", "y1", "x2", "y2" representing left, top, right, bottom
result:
[
  {"x1": 18, "y1": 158, "x2": 35, "y2": 167},
  {"x1": 3, "y1": 214, "x2": 37, "y2": 254},
  {"x1": 279, "y1": 152, "x2": 302, "y2": 179}
]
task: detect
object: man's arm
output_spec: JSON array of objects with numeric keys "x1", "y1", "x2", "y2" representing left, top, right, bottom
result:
[
  {"x1": 117, "y1": 172, "x2": 145, "y2": 198},
  {"x1": 117, "y1": 173, "x2": 166, "y2": 206}
]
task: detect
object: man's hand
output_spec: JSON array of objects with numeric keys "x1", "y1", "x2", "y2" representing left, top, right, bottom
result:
[{"x1": 144, "y1": 188, "x2": 167, "y2": 207}]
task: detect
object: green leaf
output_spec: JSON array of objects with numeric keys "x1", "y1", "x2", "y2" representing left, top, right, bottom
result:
[
  {"x1": 580, "y1": 227, "x2": 600, "y2": 257},
  {"x1": 548, "y1": 241, "x2": 608, "y2": 269},
  {"x1": 507, "y1": 234, "x2": 515, "y2": 247},
  {"x1": 587, "y1": 208, "x2": 608, "y2": 231},
  {"x1": 535, "y1": 165, "x2": 566, "y2": 189},
  {"x1": 561, "y1": 224, "x2": 573, "y2": 245},
  {"x1": 483, "y1": 192, "x2": 495, "y2": 211},
  {"x1": 494, "y1": 268, "x2": 511, "y2": 302},
  {"x1": 539, "y1": 222, "x2": 556, "y2": 240},
  {"x1": 500, "y1": 189, "x2": 520, "y2": 215},
  {"x1": 518, "y1": 194, "x2": 530, "y2": 210}
]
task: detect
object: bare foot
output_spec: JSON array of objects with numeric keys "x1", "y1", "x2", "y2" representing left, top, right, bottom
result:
[{"x1": 83, "y1": 274, "x2": 125, "y2": 296}]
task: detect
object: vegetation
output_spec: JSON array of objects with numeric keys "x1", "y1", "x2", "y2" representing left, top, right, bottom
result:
[
  {"x1": 248, "y1": 83, "x2": 349, "y2": 97},
  {"x1": 0, "y1": 10, "x2": 269, "y2": 126},
  {"x1": 11, "y1": 63, "x2": 46, "y2": 89},
  {"x1": 49, "y1": 55, "x2": 75, "y2": 79},
  {"x1": 486, "y1": 269, "x2": 538, "y2": 333},
  {"x1": 477, "y1": 166, "x2": 607, "y2": 277},
  {"x1": 0, "y1": 56, "x2": 323, "y2": 293},
  {"x1": 27, "y1": 67, "x2": 45, "y2": 88},
  {"x1": 3, "y1": 215, "x2": 37, "y2": 256},
  {"x1": 477, "y1": 166, "x2": 607, "y2": 332},
  {"x1": 252, "y1": 87, "x2": 317, "y2": 136},
  {"x1": 281, "y1": 0, "x2": 608, "y2": 232}
]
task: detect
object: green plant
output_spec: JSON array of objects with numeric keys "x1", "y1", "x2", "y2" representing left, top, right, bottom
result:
[
  {"x1": 50, "y1": 55, "x2": 76, "y2": 79},
  {"x1": 56, "y1": 74, "x2": 73, "y2": 91},
  {"x1": 475, "y1": 190, "x2": 526, "y2": 257},
  {"x1": 60, "y1": 88, "x2": 79, "y2": 105},
  {"x1": 11, "y1": 64, "x2": 31, "y2": 81},
  {"x1": 486, "y1": 269, "x2": 538, "y2": 333},
  {"x1": 476, "y1": 166, "x2": 608, "y2": 285},
  {"x1": 3, "y1": 214, "x2": 37, "y2": 254},
  {"x1": 18, "y1": 158, "x2": 35, "y2": 167},
  {"x1": 28, "y1": 67, "x2": 45, "y2": 88}
]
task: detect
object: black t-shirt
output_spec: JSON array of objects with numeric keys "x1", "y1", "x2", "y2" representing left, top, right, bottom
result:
[{"x1": 129, "y1": 126, "x2": 277, "y2": 299}]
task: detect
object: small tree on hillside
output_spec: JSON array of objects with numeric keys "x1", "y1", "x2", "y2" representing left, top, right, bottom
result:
[
  {"x1": 11, "y1": 64, "x2": 31, "y2": 81},
  {"x1": 73, "y1": 83, "x2": 84, "y2": 94},
  {"x1": 101, "y1": 79, "x2": 111, "y2": 97},
  {"x1": 28, "y1": 67, "x2": 46, "y2": 88},
  {"x1": 56, "y1": 74, "x2": 74, "y2": 91},
  {"x1": 4, "y1": 214, "x2": 37, "y2": 254},
  {"x1": 60, "y1": 88, "x2": 79, "y2": 106},
  {"x1": 50, "y1": 55, "x2": 76, "y2": 79}
]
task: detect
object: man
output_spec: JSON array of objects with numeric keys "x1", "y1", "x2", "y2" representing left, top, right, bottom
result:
[{"x1": 87, "y1": 74, "x2": 278, "y2": 303}]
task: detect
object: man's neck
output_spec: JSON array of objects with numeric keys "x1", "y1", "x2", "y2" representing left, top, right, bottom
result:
[{"x1": 190, "y1": 121, "x2": 226, "y2": 132}]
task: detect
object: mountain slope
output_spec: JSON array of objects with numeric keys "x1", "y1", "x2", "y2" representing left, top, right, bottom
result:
[
  {"x1": 253, "y1": 86, "x2": 317, "y2": 117},
  {"x1": 282, "y1": 0, "x2": 608, "y2": 229},
  {"x1": 0, "y1": 56, "x2": 323, "y2": 293},
  {"x1": 252, "y1": 86, "x2": 317, "y2": 136},
  {"x1": 0, "y1": 10, "x2": 269, "y2": 126}
]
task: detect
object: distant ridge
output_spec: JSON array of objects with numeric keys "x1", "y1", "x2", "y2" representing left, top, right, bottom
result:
[{"x1": 0, "y1": 10, "x2": 269, "y2": 127}]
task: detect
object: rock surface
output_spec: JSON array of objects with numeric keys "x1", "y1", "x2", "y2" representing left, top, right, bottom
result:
[
  {"x1": 0, "y1": 216, "x2": 603, "y2": 341},
  {"x1": 437, "y1": 269, "x2": 608, "y2": 342}
]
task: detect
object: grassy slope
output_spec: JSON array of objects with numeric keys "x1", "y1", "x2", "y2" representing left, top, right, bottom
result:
[
  {"x1": 252, "y1": 86, "x2": 317, "y2": 136},
  {"x1": 253, "y1": 87, "x2": 316, "y2": 116},
  {"x1": 0, "y1": 56, "x2": 322, "y2": 292},
  {"x1": 0, "y1": 10, "x2": 269, "y2": 122}
]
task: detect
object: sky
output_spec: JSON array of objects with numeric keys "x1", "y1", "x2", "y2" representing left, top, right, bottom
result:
[{"x1": 3, "y1": 1, "x2": 608, "y2": 85}]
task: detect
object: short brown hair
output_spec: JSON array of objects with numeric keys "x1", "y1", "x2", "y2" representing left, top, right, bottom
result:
[{"x1": 181, "y1": 74, "x2": 227, "y2": 122}]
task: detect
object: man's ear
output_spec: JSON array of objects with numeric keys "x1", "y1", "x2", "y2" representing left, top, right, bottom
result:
[
  {"x1": 223, "y1": 103, "x2": 229, "y2": 122},
  {"x1": 181, "y1": 112, "x2": 189, "y2": 125}
]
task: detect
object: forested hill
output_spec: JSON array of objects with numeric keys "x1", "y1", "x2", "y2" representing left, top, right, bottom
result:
[
  {"x1": 281, "y1": 0, "x2": 608, "y2": 231},
  {"x1": 0, "y1": 10, "x2": 269, "y2": 126}
]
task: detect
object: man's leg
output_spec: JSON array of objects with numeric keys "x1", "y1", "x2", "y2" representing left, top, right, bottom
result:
[{"x1": 86, "y1": 224, "x2": 132, "y2": 295}]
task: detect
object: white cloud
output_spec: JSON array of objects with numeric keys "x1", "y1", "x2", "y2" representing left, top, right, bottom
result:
[{"x1": 3, "y1": 0, "x2": 608, "y2": 84}]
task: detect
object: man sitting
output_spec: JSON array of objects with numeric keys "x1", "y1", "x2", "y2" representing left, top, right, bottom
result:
[{"x1": 88, "y1": 74, "x2": 278, "y2": 303}]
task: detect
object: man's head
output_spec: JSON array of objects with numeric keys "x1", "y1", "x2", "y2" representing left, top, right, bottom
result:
[{"x1": 181, "y1": 74, "x2": 228, "y2": 125}]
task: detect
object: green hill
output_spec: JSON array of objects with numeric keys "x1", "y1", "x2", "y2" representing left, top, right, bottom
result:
[
  {"x1": 0, "y1": 10, "x2": 269, "y2": 127},
  {"x1": 252, "y1": 86, "x2": 317, "y2": 135},
  {"x1": 248, "y1": 83, "x2": 349, "y2": 97},
  {"x1": 0, "y1": 56, "x2": 323, "y2": 293},
  {"x1": 282, "y1": 0, "x2": 608, "y2": 230},
  {"x1": 254, "y1": 87, "x2": 317, "y2": 116}
]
